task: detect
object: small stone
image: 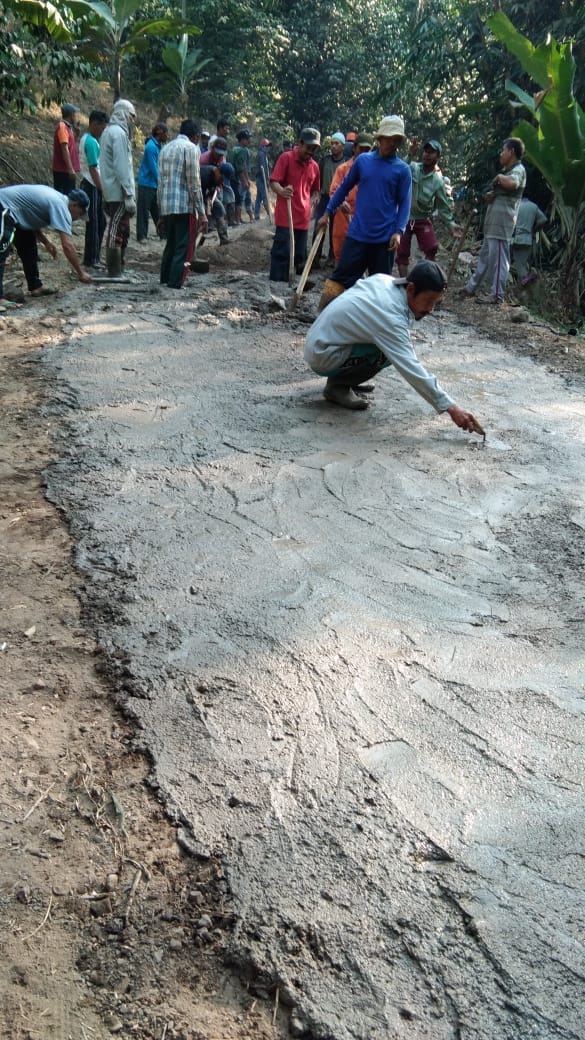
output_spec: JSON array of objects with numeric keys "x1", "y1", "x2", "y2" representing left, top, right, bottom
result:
[
  {"x1": 90, "y1": 896, "x2": 112, "y2": 917},
  {"x1": 89, "y1": 969, "x2": 105, "y2": 987},
  {"x1": 33, "y1": 679, "x2": 47, "y2": 690},
  {"x1": 11, "y1": 965, "x2": 29, "y2": 986},
  {"x1": 169, "y1": 938, "x2": 182, "y2": 951},
  {"x1": 105, "y1": 873, "x2": 119, "y2": 891},
  {"x1": 290, "y1": 1017, "x2": 306, "y2": 1037},
  {"x1": 47, "y1": 830, "x2": 64, "y2": 843},
  {"x1": 197, "y1": 914, "x2": 212, "y2": 929},
  {"x1": 15, "y1": 884, "x2": 31, "y2": 904},
  {"x1": 188, "y1": 890, "x2": 204, "y2": 907},
  {"x1": 105, "y1": 918, "x2": 125, "y2": 935}
]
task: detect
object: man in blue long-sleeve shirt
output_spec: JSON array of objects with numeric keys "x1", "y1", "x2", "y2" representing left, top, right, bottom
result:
[
  {"x1": 136, "y1": 123, "x2": 168, "y2": 242},
  {"x1": 316, "y1": 115, "x2": 412, "y2": 310}
]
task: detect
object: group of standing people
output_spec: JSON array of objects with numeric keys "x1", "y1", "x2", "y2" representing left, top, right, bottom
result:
[{"x1": 0, "y1": 101, "x2": 538, "y2": 442}]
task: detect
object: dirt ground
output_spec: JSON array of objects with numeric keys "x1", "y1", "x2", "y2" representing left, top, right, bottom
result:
[{"x1": 1, "y1": 101, "x2": 584, "y2": 1040}]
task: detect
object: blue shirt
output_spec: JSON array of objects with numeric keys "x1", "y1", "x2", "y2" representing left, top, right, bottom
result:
[
  {"x1": 0, "y1": 184, "x2": 72, "y2": 234},
  {"x1": 326, "y1": 151, "x2": 412, "y2": 243},
  {"x1": 137, "y1": 136, "x2": 163, "y2": 189}
]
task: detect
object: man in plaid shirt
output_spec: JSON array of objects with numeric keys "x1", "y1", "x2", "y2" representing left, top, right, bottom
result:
[{"x1": 158, "y1": 119, "x2": 207, "y2": 289}]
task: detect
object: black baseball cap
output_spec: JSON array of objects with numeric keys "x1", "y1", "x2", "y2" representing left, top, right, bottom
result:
[{"x1": 408, "y1": 260, "x2": 447, "y2": 292}]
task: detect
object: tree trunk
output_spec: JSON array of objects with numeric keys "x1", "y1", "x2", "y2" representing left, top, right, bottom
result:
[{"x1": 114, "y1": 52, "x2": 121, "y2": 100}]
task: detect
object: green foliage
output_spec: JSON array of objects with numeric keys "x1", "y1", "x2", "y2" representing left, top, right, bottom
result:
[
  {"x1": 70, "y1": 0, "x2": 200, "y2": 98},
  {"x1": 0, "y1": 1, "x2": 95, "y2": 111},
  {"x1": 157, "y1": 34, "x2": 211, "y2": 115}
]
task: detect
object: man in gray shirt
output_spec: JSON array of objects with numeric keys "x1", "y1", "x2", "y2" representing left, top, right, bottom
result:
[
  {"x1": 305, "y1": 259, "x2": 482, "y2": 436},
  {"x1": 0, "y1": 184, "x2": 92, "y2": 305},
  {"x1": 461, "y1": 137, "x2": 526, "y2": 305}
]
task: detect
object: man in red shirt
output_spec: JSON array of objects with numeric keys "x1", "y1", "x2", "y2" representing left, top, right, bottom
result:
[
  {"x1": 52, "y1": 103, "x2": 81, "y2": 195},
  {"x1": 269, "y1": 127, "x2": 321, "y2": 282}
]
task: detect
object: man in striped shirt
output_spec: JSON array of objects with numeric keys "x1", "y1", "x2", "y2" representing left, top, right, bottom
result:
[{"x1": 158, "y1": 120, "x2": 207, "y2": 289}]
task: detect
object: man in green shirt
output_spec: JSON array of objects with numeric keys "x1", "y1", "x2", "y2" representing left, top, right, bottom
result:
[
  {"x1": 79, "y1": 109, "x2": 109, "y2": 270},
  {"x1": 397, "y1": 138, "x2": 461, "y2": 276}
]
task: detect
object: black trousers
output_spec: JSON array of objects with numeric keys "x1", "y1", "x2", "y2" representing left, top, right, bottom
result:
[
  {"x1": 136, "y1": 185, "x2": 160, "y2": 241},
  {"x1": 53, "y1": 171, "x2": 76, "y2": 195},
  {"x1": 81, "y1": 178, "x2": 105, "y2": 266},
  {"x1": 327, "y1": 347, "x2": 389, "y2": 388},
  {"x1": 10, "y1": 227, "x2": 43, "y2": 293},
  {"x1": 331, "y1": 235, "x2": 394, "y2": 289},
  {"x1": 160, "y1": 213, "x2": 191, "y2": 288},
  {"x1": 269, "y1": 225, "x2": 308, "y2": 281}
]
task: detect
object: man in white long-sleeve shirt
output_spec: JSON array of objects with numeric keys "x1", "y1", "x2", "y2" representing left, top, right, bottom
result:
[{"x1": 305, "y1": 260, "x2": 481, "y2": 433}]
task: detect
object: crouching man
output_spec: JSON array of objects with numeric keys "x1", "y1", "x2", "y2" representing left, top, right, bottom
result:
[{"x1": 304, "y1": 260, "x2": 482, "y2": 433}]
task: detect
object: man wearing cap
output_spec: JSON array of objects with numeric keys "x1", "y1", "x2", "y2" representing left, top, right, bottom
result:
[
  {"x1": 79, "y1": 109, "x2": 109, "y2": 270},
  {"x1": 328, "y1": 132, "x2": 373, "y2": 262},
  {"x1": 99, "y1": 98, "x2": 137, "y2": 277},
  {"x1": 0, "y1": 184, "x2": 92, "y2": 304},
  {"x1": 158, "y1": 119, "x2": 207, "y2": 289},
  {"x1": 254, "y1": 138, "x2": 272, "y2": 221},
  {"x1": 312, "y1": 132, "x2": 346, "y2": 262},
  {"x1": 136, "y1": 123, "x2": 169, "y2": 243},
  {"x1": 397, "y1": 138, "x2": 462, "y2": 277},
  {"x1": 200, "y1": 131, "x2": 211, "y2": 155},
  {"x1": 200, "y1": 136, "x2": 237, "y2": 225},
  {"x1": 304, "y1": 259, "x2": 482, "y2": 435},
  {"x1": 269, "y1": 127, "x2": 321, "y2": 283},
  {"x1": 52, "y1": 103, "x2": 81, "y2": 195},
  {"x1": 316, "y1": 115, "x2": 412, "y2": 309},
  {"x1": 200, "y1": 162, "x2": 233, "y2": 245}
]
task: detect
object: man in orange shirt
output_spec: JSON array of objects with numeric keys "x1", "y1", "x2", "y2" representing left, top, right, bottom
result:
[
  {"x1": 328, "y1": 133, "x2": 373, "y2": 262},
  {"x1": 52, "y1": 103, "x2": 81, "y2": 195},
  {"x1": 269, "y1": 127, "x2": 321, "y2": 282}
]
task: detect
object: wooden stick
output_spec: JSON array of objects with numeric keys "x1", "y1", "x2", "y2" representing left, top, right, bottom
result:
[
  {"x1": 447, "y1": 207, "x2": 477, "y2": 285},
  {"x1": 22, "y1": 781, "x2": 55, "y2": 823},
  {"x1": 286, "y1": 196, "x2": 295, "y2": 287},
  {"x1": 260, "y1": 168, "x2": 272, "y2": 224},
  {"x1": 290, "y1": 228, "x2": 325, "y2": 309},
  {"x1": 23, "y1": 895, "x2": 53, "y2": 941}
]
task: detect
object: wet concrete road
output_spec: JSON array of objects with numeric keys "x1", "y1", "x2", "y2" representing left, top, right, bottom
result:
[{"x1": 46, "y1": 275, "x2": 585, "y2": 1039}]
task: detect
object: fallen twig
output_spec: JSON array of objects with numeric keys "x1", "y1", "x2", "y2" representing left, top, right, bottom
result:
[
  {"x1": 272, "y1": 985, "x2": 280, "y2": 1025},
  {"x1": 123, "y1": 861, "x2": 150, "y2": 925},
  {"x1": 22, "y1": 781, "x2": 56, "y2": 822},
  {"x1": 23, "y1": 895, "x2": 53, "y2": 941}
]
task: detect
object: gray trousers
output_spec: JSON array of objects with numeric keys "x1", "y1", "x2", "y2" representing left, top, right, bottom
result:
[{"x1": 465, "y1": 236, "x2": 511, "y2": 303}]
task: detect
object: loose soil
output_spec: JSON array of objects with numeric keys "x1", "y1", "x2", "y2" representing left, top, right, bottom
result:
[{"x1": 1, "y1": 98, "x2": 584, "y2": 1040}]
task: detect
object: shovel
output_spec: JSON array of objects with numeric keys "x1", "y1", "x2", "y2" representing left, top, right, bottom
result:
[
  {"x1": 288, "y1": 227, "x2": 325, "y2": 310},
  {"x1": 286, "y1": 196, "x2": 295, "y2": 288}
]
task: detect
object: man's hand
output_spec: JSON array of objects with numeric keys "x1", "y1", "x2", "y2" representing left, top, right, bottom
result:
[
  {"x1": 277, "y1": 184, "x2": 294, "y2": 198},
  {"x1": 388, "y1": 232, "x2": 401, "y2": 252},
  {"x1": 124, "y1": 197, "x2": 137, "y2": 215},
  {"x1": 485, "y1": 190, "x2": 495, "y2": 205},
  {"x1": 79, "y1": 271, "x2": 93, "y2": 284},
  {"x1": 316, "y1": 213, "x2": 330, "y2": 232},
  {"x1": 451, "y1": 226, "x2": 463, "y2": 239},
  {"x1": 447, "y1": 405, "x2": 485, "y2": 435},
  {"x1": 408, "y1": 136, "x2": 420, "y2": 158},
  {"x1": 340, "y1": 201, "x2": 351, "y2": 215},
  {"x1": 197, "y1": 215, "x2": 208, "y2": 234}
]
